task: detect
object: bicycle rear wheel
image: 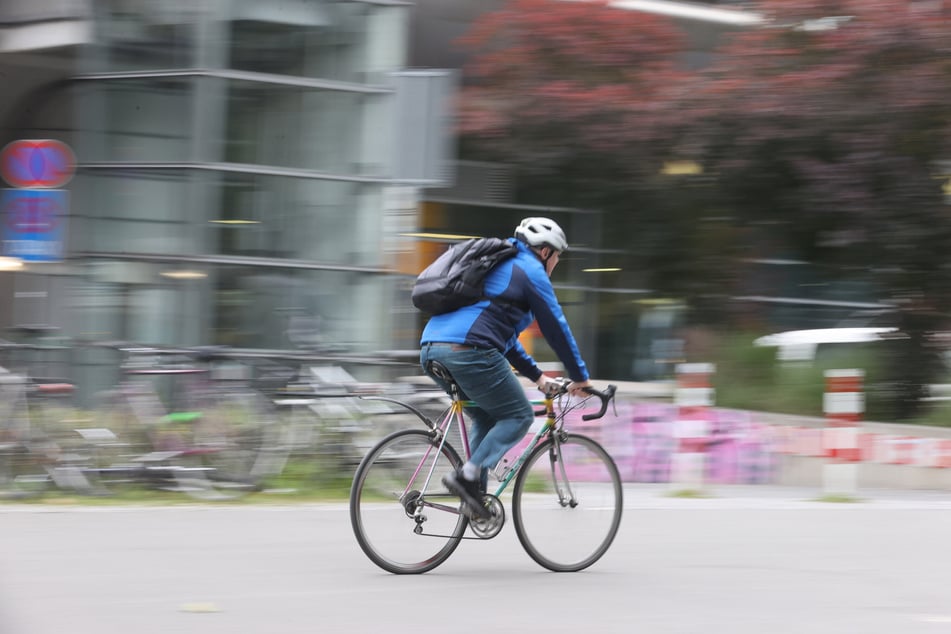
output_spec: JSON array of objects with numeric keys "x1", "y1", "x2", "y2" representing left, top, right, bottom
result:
[
  {"x1": 512, "y1": 432, "x2": 623, "y2": 572},
  {"x1": 350, "y1": 429, "x2": 467, "y2": 574}
]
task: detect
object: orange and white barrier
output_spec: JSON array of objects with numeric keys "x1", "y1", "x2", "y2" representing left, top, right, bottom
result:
[
  {"x1": 772, "y1": 428, "x2": 951, "y2": 468},
  {"x1": 670, "y1": 363, "x2": 715, "y2": 491},
  {"x1": 762, "y1": 377, "x2": 951, "y2": 492},
  {"x1": 821, "y1": 369, "x2": 863, "y2": 496},
  {"x1": 823, "y1": 369, "x2": 864, "y2": 426}
]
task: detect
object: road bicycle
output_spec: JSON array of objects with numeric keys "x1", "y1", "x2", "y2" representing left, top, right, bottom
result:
[{"x1": 349, "y1": 360, "x2": 621, "y2": 574}]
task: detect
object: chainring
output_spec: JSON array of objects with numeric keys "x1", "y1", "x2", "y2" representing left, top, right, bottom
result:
[{"x1": 468, "y1": 494, "x2": 504, "y2": 539}]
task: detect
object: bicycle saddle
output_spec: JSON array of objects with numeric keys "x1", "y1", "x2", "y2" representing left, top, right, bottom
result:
[{"x1": 425, "y1": 360, "x2": 459, "y2": 391}]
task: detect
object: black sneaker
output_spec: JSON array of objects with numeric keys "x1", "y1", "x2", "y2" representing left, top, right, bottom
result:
[{"x1": 442, "y1": 469, "x2": 491, "y2": 520}]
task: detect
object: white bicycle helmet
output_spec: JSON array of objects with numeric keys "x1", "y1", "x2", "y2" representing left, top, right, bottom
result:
[{"x1": 514, "y1": 217, "x2": 568, "y2": 252}]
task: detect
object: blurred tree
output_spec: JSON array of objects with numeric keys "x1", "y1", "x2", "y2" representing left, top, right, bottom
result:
[
  {"x1": 685, "y1": 0, "x2": 951, "y2": 418},
  {"x1": 457, "y1": 0, "x2": 740, "y2": 307},
  {"x1": 458, "y1": 0, "x2": 951, "y2": 418}
]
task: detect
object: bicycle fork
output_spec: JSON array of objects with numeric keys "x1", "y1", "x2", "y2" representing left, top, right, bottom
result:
[{"x1": 548, "y1": 432, "x2": 578, "y2": 509}]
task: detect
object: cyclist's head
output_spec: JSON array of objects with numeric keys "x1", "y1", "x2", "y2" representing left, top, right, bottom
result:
[{"x1": 514, "y1": 217, "x2": 568, "y2": 253}]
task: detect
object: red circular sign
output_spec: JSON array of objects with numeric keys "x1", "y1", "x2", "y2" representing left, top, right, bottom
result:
[{"x1": 0, "y1": 139, "x2": 76, "y2": 188}]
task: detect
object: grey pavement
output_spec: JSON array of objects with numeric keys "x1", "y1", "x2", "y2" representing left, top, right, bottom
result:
[{"x1": 1, "y1": 484, "x2": 950, "y2": 634}]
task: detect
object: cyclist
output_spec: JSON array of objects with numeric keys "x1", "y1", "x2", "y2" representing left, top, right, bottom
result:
[{"x1": 420, "y1": 217, "x2": 592, "y2": 519}]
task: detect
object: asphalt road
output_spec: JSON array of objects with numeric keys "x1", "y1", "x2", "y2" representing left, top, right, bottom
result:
[{"x1": 2, "y1": 485, "x2": 951, "y2": 634}]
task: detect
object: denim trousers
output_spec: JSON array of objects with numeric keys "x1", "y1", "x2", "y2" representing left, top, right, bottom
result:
[{"x1": 420, "y1": 343, "x2": 535, "y2": 486}]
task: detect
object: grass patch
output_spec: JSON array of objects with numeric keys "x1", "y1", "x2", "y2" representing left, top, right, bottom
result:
[
  {"x1": 814, "y1": 494, "x2": 863, "y2": 503},
  {"x1": 256, "y1": 457, "x2": 355, "y2": 500},
  {"x1": 520, "y1": 473, "x2": 551, "y2": 494},
  {"x1": 910, "y1": 401, "x2": 951, "y2": 428},
  {"x1": 666, "y1": 489, "x2": 714, "y2": 499},
  {"x1": 0, "y1": 456, "x2": 358, "y2": 507},
  {"x1": 0, "y1": 485, "x2": 353, "y2": 507},
  {"x1": 712, "y1": 333, "x2": 884, "y2": 418},
  {"x1": 707, "y1": 330, "x2": 951, "y2": 426},
  {"x1": 1, "y1": 487, "x2": 239, "y2": 506}
]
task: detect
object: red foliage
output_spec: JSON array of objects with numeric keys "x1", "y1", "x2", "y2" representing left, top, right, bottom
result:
[
  {"x1": 456, "y1": 0, "x2": 951, "y2": 411},
  {"x1": 693, "y1": 0, "x2": 951, "y2": 131},
  {"x1": 457, "y1": 0, "x2": 688, "y2": 158}
]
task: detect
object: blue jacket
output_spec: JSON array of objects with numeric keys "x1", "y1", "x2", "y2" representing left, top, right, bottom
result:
[{"x1": 420, "y1": 238, "x2": 589, "y2": 383}]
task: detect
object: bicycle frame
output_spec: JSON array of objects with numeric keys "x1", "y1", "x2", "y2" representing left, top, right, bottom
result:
[
  {"x1": 485, "y1": 398, "x2": 560, "y2": 498},
  {"x1": 401, "y1": 391, "x2": 561, "y2": 512}
]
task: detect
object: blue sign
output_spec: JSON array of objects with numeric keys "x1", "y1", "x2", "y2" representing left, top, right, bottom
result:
[{"x1": 2, "y1": 189, "x2": 68, "y2": 262}]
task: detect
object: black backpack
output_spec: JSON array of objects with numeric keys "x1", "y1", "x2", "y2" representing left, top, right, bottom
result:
[{"x1": 411, "y1": 237, "x2": 519, "y2": 315}]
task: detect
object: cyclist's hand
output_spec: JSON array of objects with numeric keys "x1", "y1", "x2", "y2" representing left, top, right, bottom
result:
[
  {"x1": 534, "y1": 376, "x2": 564, "y2": 395},
  {"x1": 567, "y1": 380, "x2": 594, "y2": 397}
]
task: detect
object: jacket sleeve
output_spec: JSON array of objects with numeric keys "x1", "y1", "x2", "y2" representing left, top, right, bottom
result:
[
  {"x1": 522, "y1": 266, "x2": 590, "y2": 382},
  {"x1": 504, "y1": 339, "x2": 543, "y2": 383}
]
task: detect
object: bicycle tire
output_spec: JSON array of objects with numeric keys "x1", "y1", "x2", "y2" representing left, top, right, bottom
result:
[
  {"x1": 189, "y1": 389, "x2": 287, "y2": 499},
  {"x1": 512, "y1": 432, "x2": 623, "y2": 572},
  {"x1": 350, "y1": 429, "x2": 468, "y2": 574},
  {"x1": 2, "y1": 384, "x2": 98, "y2": 498},
  {"x1": 31, "y1": 388, "x2": 107, "y2": 496},
  {"x1": 84, "y1": 389, "x2": 152, "y2": 496},
  {"x1": 0, "y1": 402, "x2": 52, "y2": 499}
]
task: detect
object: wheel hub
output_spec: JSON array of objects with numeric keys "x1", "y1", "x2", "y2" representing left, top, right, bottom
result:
[{"x1": 402, "y1": 489, "x2": 422, "y2": 517}]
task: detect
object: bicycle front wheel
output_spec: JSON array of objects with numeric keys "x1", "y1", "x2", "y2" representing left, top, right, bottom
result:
[
  {"x1": 350, "y1": 429, "x2": 467, "y2": 574},
  {"x1": 512, "y1": 432, "x2": 623, "y2": 572}
]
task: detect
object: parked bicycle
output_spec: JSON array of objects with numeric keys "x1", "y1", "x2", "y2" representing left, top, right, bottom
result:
[
  {"x1": 349, "y1": 359, "x2": 621, "y2": 574},
  {"x1": 268, "y1": 361, "x2": 450, "y2": 494},
  {"x1": 88, "y1": 342, "x2": 287, "y2": 500},
  {"x1": 0, "y1": 334, "x2": 98, "y2": 499}
]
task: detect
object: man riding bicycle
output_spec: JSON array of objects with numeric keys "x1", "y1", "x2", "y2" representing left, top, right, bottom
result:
[{"x1": 420, "y1": 217, "x2": 592, "y2": 519}]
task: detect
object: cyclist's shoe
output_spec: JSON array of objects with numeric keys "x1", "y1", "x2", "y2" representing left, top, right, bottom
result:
[{"x1": 442, "y1": 469, "x2": 491, "y2": 520}]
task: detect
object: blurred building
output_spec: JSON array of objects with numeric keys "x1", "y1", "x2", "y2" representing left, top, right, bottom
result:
[
  {"x1": 0, "y1": 0, "x2": 453, "y2": 391},
  {"x1": 0, "y1": 0, "x2": 822, "y2": 387}
]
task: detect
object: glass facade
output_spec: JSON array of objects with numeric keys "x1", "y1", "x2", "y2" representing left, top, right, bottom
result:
[
  {"x1": 92, "y1": 1, "x2": 198, "y2": 70},
  {"x1": 228, "y1": 2, "x2": 407, "y2": 85},
  {"x1": 2, "y1": 0, "x2": 741, "y2": 388},
  {"x1": 221, "y1": 81, "x2": 388, "y2": 175},
  {"x1": 79, "y1": 78, "x2": 194, "y2": 163},
  {"x1": 70, "y1": 0, "x2": 417, "y2": 367}
]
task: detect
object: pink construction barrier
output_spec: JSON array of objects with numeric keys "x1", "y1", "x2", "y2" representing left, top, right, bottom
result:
[
  {"x1": 490, "y1": 393, "x2": 780, "y2": 485},
  {"x1": 628, "y1": 402, "x2": 677, "y2": 482},
  {"x1": 705, "y1": 409, "x2": 779, "y2": 484}
]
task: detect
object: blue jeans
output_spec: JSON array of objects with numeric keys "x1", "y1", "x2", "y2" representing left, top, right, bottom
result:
[{"x1": 420, "y1": 343, "x2": 535, "y2": 487}]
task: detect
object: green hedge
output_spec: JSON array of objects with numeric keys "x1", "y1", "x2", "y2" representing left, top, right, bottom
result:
[{"x1": 708, "y1": 332, "x2": 925, "y2": 424}]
